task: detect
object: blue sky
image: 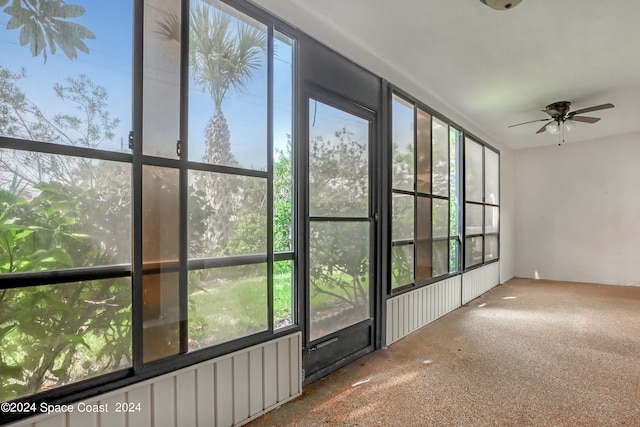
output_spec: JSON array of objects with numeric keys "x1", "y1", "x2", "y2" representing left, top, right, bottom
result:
[
  {"x1": 0, "y1": 1, "x2": 132, "y2": 151},
  {"x1": 0, "y1": 0, "x2": 293, "y2": 169}
]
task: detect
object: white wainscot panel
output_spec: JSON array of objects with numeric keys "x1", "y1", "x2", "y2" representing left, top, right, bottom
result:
[
  {"x1": 462, "y1": 262, "x2": 500, "y2": 305},
  {"x1": 386, "y1": 276, "x2": 462, "y2": 346},
  {"x1": 7, "y1": 333, "x2": 302, "y2": 427}
]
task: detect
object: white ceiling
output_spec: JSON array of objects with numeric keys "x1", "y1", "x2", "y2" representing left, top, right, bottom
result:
[{"x1": 251, "y1": 0, "x2": 640, "y2": 150}]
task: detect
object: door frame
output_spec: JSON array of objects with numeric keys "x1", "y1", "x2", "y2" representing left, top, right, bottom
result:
[{"x1": 300, "y1": 84, "x2": 380, "y2": 385}]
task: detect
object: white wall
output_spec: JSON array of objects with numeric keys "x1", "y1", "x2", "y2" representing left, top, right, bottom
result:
[{"x1": 514, "y1": 132, "x2": 640, "y2": 286}]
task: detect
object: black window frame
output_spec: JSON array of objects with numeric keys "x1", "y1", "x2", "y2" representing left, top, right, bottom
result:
[
  {"x1": 388, "y1": 87, "x2": 463, "y2": 296},
  {"x1": 0, "y1": 1, "x2": 301, "y2": 423},
  {"x1": 462, "y1": 135, "x2": 500, "y2": 271}
]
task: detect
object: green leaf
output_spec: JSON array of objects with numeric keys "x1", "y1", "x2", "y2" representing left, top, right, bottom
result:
[
  {"x1": 25, "y1": 20, "x2": 46, "y2": 57},
  {"x1": 52, "y1": 4, "x2": 85, "y2": 19},
  {"x1": 0, "y1": 190, "x2": 22, "y2": 205},
  {"x1": 43, "y1": 293, "x2": 72, "y2": 313},
  {"x1": 0, "y1": 362, "x2": 23, "y2": 378},
  {"x1": 75, "y1": 39, "x2": 88, "y2": 54},
  {"x1": 18, "y1": 320, "x2": 47, "y2": 338},
  {"x1": 65, "y1": 232, "x2": 89, "y2": 239},
  {"x1": 0, "y1": 231, "x2": 15, "y2": 249},
  {"x1": 0, "y1": 323, "x2": 17, "y2": 338},
  {"x1": 0, "y1": 0, "x2": 9, "y2": 8},
  {"x1": 49, "y1": 248, "x2": 74, "y2": 267},
  {"x1": 6, "y1": 16, "x2": 21, "y2": 30},
  {"x1": 64, "y1": 334, "x2": 91, "y2": 350},
  {"x1": 2, "y1": 217, "x2": 24, "y2": 230},
  {"x1": 18, "y1": 21, "x2": 30, "y2": 46},
  {"x1": 4, "y1": 5, "x2": 33, "y2": 22},
  {"x1": 14, "y1": 260, "x2": 32, "y2": 271},
  {"x1": 56, "y1": 215, "x2": 76, "y2": 226},
  {"x1": 13, "y1": 229, "x2": 36, "y2": 240},
  {"x1": 50, "y1": 368, "x2": 68, "y2": 379},
  {"x1": 55, "y1": 34, "x2": 78, "y2": 60},
  {"x1": 45, "y1": 26, "x2": 56, "y2": 55},
  {"x1": 56, "y1": 20, "x2": 96, "y2": 41}
]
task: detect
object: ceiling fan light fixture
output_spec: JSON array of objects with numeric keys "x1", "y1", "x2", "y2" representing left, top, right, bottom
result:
[
  {"x1": 564, "y1": 120, "x2": 575, "y2": 131},
  {"x1": 546, "y1": 122, "x2": 559, "y2": 135},
  {"x1": 480, "y1": 0, "x2": 523, "y2": 10}
]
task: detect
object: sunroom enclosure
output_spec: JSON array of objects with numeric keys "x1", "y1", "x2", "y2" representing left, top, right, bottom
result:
[{"x1": 0, "y1": 1, "x2": 499, "y2": 425}]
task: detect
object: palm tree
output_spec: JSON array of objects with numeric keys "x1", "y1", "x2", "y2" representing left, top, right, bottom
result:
[{"x1": 159, "y1": 3, "x2": 266, "y2": 255}]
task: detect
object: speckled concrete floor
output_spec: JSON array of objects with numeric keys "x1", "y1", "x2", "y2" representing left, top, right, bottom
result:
[{"x1": 247, "y1": 278, "x2": 640, "y2": 427}]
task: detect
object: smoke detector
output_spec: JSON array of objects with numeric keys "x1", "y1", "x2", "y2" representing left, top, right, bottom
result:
[{"x1": 480, "y1": 0, "x2": 522, "y2": 10}]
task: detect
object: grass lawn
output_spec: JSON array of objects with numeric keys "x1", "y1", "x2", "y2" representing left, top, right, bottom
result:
[
  {"x1": 188, "y1": 267, "x2": 371, "y2": 349},
  {"x1": 188, "y1": 270, "x2": 293, "y2": 349}
]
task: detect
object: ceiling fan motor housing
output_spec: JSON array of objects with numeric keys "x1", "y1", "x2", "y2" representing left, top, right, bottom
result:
[
  {"x1": 546, "y1": 101, "x2": 571, "y2": 119},
  {"x1": 480, "y1": 0, "x2": 523, "y2": 10}
]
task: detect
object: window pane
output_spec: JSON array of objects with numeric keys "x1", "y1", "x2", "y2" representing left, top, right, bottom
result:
[
  {"x1": 188, "y1": 171, "x2": 267, "y2": 258},
  {"x1": 392, "y1": 244, "x2": 413, "y2": 289},
  {"x1": 416, "y1": 108, "x2": 431, "y2": 194},
  {"x1": 392, "y1": 193, "x2": 414, "y2": 241},
  {"x1": 309, "y1": 221, "x2": 369, "y2": 341},
  {"x1": 142, "y1": 166, "x2": 180, "y2": 363},
  {"x1": 449, "y1": 128, "x2": 461, "y2": 273},
  {"x1": 485, "y1": 206, "x2": 499, "y2": 234},
  {"x1": 273, "y1": 32, "x2": 294, "y2": 253},
  {"x1": 188, "y1": 264, "x2": 268, "y2": 350},
  {"x1": 0, "y1": 150, "x2": 131, "y2": 272},
  {"x1": 143, "y1": 272, "x2": 180, "y2": 362},
  {"x1": 143, "y1": 166, "x2": 179, "y2": 263},
  {"x1": 0, "y1": 279, "x2": 131, "y2": 401},
  {"x1": 433, "y1": 240, "x2": 448, "y2": 277},
  {"x1": 485, "y1": 235, "x2": 499, "y2": 262},
  {"x1": 485, "y1": 148, "x2": 500, "y2": 204},
  {"x1": 432, "y1": 117, "x2": 449, "y2": 197},
  {"x1": 415, "y1": 242, "x2": 432, "y2": 282},
  {"x1": 449, "y1": 239, "x2": 459, "y2": 273},
  {"x1": 143, "y1": 0, "x2": 180, "y2": 158},
  {"x1": 433, "y1": 198, "x2": 449, "y2": 239},
  {"x1": 465, "y1": 236, "x2": 483, "y2": 268},
  {"x1": 465, "y1": 139, "x2": 483, "y2": 203},
  {"x1": 273, "y1": 143, "x2": 293, "y2": 253},
  {"x1": 0, "y1": 2, "x2": 132, "y2": 152},
  {"x1": 416, "y1": 196, "x2": 431, "y2": 241},
  {"x1": 392, "y1": 95, "x2": 414, "y2": 192},
  {"x1": 274, "y1": 260, "x2": 294, "y2": 329},
  {"x1": 416, "y1": 196, "x2": 432, "y2": 280},
  {"x1": 449, "y1": 128, "x2": 461, "y2": 237},
  {"x1": 309, "y1": 100, "x2": 369, "y2": 218},
  {"x1": 188, "y1": 0, "x2": 268, "y2": 170},
  {"x1": 465, "y1": 203, "x2": 483, "y2": 235}
]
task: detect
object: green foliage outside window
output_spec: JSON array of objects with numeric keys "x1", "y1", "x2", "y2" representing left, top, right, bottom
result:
[
  {"x1": 308, "y1": 128, "x2": 369, "y2": 314},
  {"x1": 0, "y1": 0, "x2": 294, "y2": 402},
  {"x1": 0, "y1": 65, "x2": 132, "y2": 400}
]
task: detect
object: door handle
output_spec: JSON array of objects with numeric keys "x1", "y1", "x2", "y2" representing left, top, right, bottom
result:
[{"x1": 309, "y1": 337, "x2": 338, "y2": 352}]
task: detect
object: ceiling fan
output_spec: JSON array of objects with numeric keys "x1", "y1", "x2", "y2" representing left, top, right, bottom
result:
[{"x1": 509, "y1": 101, "x2": 615, "y2": 134}]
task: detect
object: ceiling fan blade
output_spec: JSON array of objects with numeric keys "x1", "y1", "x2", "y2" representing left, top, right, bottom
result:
[
  {"x1": 570, "y1": 103, "x2": 614, "y2": 116},
  {"x1": 508, "y1": 118, "x2": 551, "y2": 128},
  {"x1": 536, "y1": 123, "x2": 550, "y2": 134},
  {"x1": 570, "y1": 116, "x2": 601, "y2": 124}
]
